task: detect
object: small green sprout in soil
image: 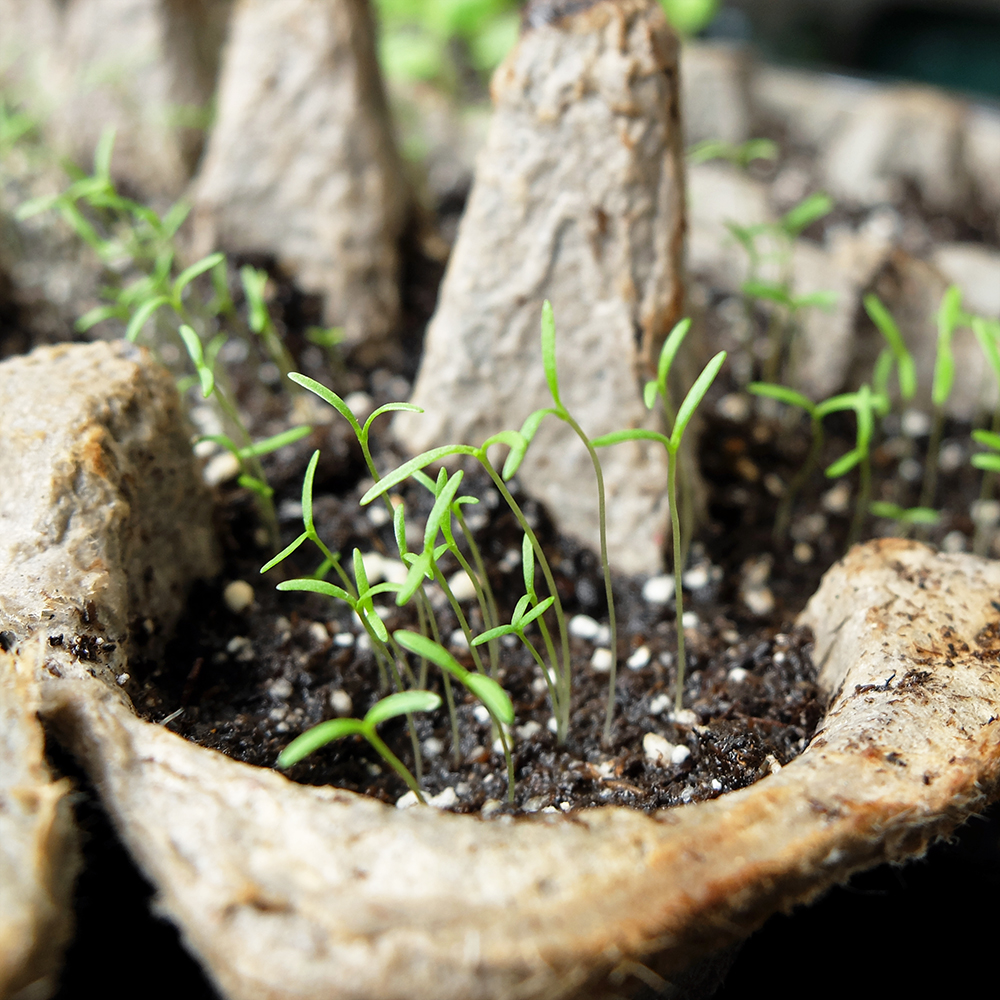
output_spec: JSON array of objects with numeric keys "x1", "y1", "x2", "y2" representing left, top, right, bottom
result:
[
  {"x1": 13, "y1": 128, "x2": 309, "y2": 540},
  {"x1": 262, "y1": 301, "x2": 728, "y2": 801}
]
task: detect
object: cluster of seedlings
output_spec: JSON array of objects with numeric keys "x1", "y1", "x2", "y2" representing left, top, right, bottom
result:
[{"x1": 12, "y1": 117, "x2": 1000, "y2": 811}]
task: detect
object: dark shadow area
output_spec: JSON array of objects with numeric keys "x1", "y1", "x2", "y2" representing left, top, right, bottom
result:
[{"x1": 715, "y1": 797, "x2": 1000, "y2": 997}]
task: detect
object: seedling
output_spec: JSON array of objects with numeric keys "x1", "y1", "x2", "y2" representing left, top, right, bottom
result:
[
  {"x1": 688, "y1": 137, "x2": 778, "y2": 170},
  {"x1": 869, "y1": 502, "x2": 940, "y2": 534},
  {"x1": 863, "y1": 294, "x2": 917, "y2": 402},
  {"x1": 919, "y1": 285, "x2": 963, "y2": 513},
  {"x1": 277, "y1": 690, "x2": 442, "y2": 804},
  {"x1": 15, "y1": 129, "x2": 308, "y2": 541},
  {"x1": 747, "y1": 383, "x2": 824, "y2": 541},
  {"x1": 514, "y1": 302, "x2": 619, "y2": 742},
  {"x1": 394, "y1": 631, "x2": 516, "y2": 801},
  {"x1": 593, "y1": 346, "x2": 727, "y2": 713},
  {"x1": 816, "y1": 385, "x2": 888, "y2": 545}
]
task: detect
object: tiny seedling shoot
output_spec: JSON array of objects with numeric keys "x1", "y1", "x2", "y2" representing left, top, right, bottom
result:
[
  {"x1": 593, "y1": 338, "x2": 727, "y2": 714},
  {"x1": 277, "y1": 690, "x2": 442, "y2": 804}
]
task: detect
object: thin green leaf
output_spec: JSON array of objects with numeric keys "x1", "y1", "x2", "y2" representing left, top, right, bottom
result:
[
  {"x1": 670, "y1": 351, "x2": 727, "y2": 451},
  {"x1": 287, "y1": 373, "x2": 363, "y2": 437},
  {"x1": 238, "y1": 425, "x2": 312, "y2": 459},
  {"x1": 352, "y1": 549, "x2": 370, "y2": 595},
  {"x1": 277, "y1": 718, "x2": 365, "y2": 767},
  {"x1": 362, "y1": 402, "x2": 422, "y2": 438},
  {"x1": 510, "y1": 594, "x2": 532, "y2": 627},
  {"x1": 394, "y1": 630, "x2": 469, "y2": 680},
  {"x1": 424, "y1": 470, "x2": 464, "y2": 551},
  {"x1": 521, "y1": 533, "x2": 535, "y2": 600},
  {"x1": 464, "y1": 674, "x2": 515, "y2": 725},
  {"x1": 393, "y1": 501, "x2": 408, "y2": 556},
  {"x1": 747, "y1": 382, "x2": 816, "y2": 414},
  {"x1": 277, "y1": 578, "x2": 352, "y2": 602},
  {"x1": 177, "y1": 323, "x2": 205, "y2": 366},
  {"x1": 825, "y1": 447, "x2": 862, "y2": 478},
  {"x1": 124, "y1": 295, "x2": 169, "y2": 342},
  {"x1": 470, "y1": 624, "x2": 517, "y2": 646},
  {"x1": 76, "y1": 304, "x2": 126, "y2": 332},
  {"x1": 519, "y1": 408, "x2": 553, "y2": 444},
  {"x1": 173, "y1": 251, "x2": 225, "y2": 300},
  {"x1": 237, "y1": 474, "x2": 272, "y2": 499},
  {"x1": 540, "y1": 300, "x2": 561, "y2": 408},
  {"x1": 397, "y1": 552, "x2": 432, "y2": 606},
  {"x1": 972, "y1": 454, "x2": 1000, "y2": 472},
  {"x1": 742, "y1": 280, "x2": 791, "y2": 307},
  {"x1": 302, "y1": 450, "x2": 320, "y2": 537},
  {"x1": 643, "y1": 380, "x2": 658, "y2": 410},
  {"x1": 518, "y1": 595, "x2": 554, "y2": 628},
  {"x1": 973, "y1": 317, "x2": 1000, "y2": 385},
  {"x1": 781, "y1": 192, "x2": 833, "y2": 236},
  {"x1": 656, "y1": 317, "x2": 692, "y2": 397},
  {"x1": 973, "y1": 429, "x2": 1000, "y2": 451},
  {"x1": 364, "y1": 690, "x2": 442, "y2": 728},
  {"x1": 93, "y1": 127, "x2": 116, "y2": 179},
  {"x1": 260, "y1": 531, "x2": 309, "y2": 573},
  {"x1": 792, "y1": 289, "x2": 837, "y2": 311},
  {"x1": 591, "y1": 428, "x2": 670, "y2": 449},
  {"x1": 360, "y1": 446, "x2": 476, "y2": 505},
  {"x1": 361, "y1": 605, "x2": 389, "y2": 643}
]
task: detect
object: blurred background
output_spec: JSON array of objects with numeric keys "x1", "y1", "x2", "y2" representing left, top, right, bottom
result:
[{"x1": 375, "y1": 0, "x2": 1000, "y2": 100}]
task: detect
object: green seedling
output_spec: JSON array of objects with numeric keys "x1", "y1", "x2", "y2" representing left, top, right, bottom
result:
[
  {"x1": 688, "y1": 137, "x2": 779, "y2": 169},
  {"x1": 594, "y1": 348, "x2": 727, "y2": 713},
  {"x1": 642, "y1": 317, "x2": 699, "y2": 568},
  {"x1": 512, "y1": 302, "x2": 619, "y2": 742},
  {"x1": 240, "y1": 265, "x2": 296, "y2": 378},
  {"x1": 473, "y1": 533, "x2": 561, "y2": 723},
  {"x1": 412, "y1": 467, "x2": 501, "y2": 675},
  {"x1": 918, "y1": 285, "x2": 963, "y2": 513},
  {"x1": 741, "y1": 280, "x2": 838, "y2": 383},
  {"x1": 360, "y1": 431, "x2": 572, "y2": 741},
  {"x1": 816, "y1": 384, "x2": 888, "y2": 545},
  {"x1": 727, "y1": 191, "x2": 835, "y2": 382},
  {"x1": 869, "y1": 502, "x2": 940, "y2": 534},
  {"x1": 747, "y1": 383, "x2": 824, "y2": 541},
  {"x1": 863, "y1": 294, "x2": 917, "y2": 402},
  {"x1": 16, "y1": 129, "x2": 309, "y2": 542},
  {"x1": 394, "y1": 631, "x2": 516, "y2": 801},
  {"x1": 277, "y1": 690, "x2": 441, "y2": 804}
]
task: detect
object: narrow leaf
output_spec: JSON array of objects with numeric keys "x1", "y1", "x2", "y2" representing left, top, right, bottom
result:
[
  {"x1": 364, "y1": 690, "x2": 442, "y2": 728},
  {"x1": 521, "y1": 533, "x2": 535, "y2": 599},
  {"x1": 360, "y1": 446, "x2": 476, "y2": 505},
  {"x1": 748, "y1": 382, "x2": 815, "y2": 413},
  {"x1": 277, "y1": 719, "x2": 364, "y2": 768},
  {"x1": 302, "y1": 450, "x2": 320, "y2": 537},
  {"x1": 670, "y1": 351, "x2": 727, "y2": 451},
  {"x1": 277, "y1": 578, "x2": 352, "y2": 602},
  {"x1": 656, "y1": 317, "x2": 692, "y2": 396},
  {"x1": 592, "y1": 428, "x2": 670, "y2": 449},
  {"x1": 394, "y1": 630, "x2": 469, "y2": 681},
  {"x1": 239, "y1": 425, "x2": 312, "y2": 459},
  {"x1": 781, "y1": 191, "x2": 833, "y2": 235},
  {"x1": 125, "y1": 295, "x2": 169, "y2": 342},
  {"x1": 260, "y1": 531, "x2": 308, "y2": 573},
  {"x1": 287, "y1": 373, "x2": 363, "y2": 438},
  {"x1": 541, "y1": 300, "x2": 561, "y2": 408},
  {"x1": 173, "y1": 252, "x2": 225, "y2": 300},
  {"x1": 464, "y1": 674, "x2": 515, "y2": 725}
]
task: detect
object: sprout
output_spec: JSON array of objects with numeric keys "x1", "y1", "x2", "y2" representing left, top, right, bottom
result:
[{"x1": 277, "y1": 690, "x2": 441, "y2": 804}]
